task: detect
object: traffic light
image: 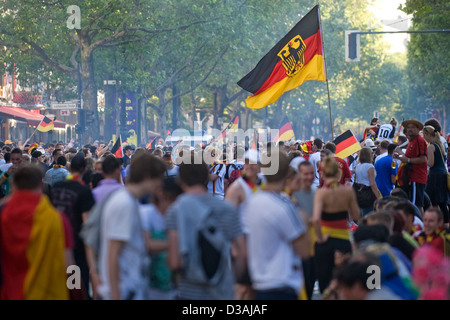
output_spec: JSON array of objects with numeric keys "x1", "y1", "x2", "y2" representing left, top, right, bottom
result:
[
  {"x1": 345, "y1": 30, "x2": 360, "y2": 62},
  {"x1": 85, "y1": 110, "x2": 95, "y2": 125}
]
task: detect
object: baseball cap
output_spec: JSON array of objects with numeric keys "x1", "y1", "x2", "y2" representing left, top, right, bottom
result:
[
  {"x1": 244, "y1": 149, "x2": 261, "y2": 163},
  {"x1": 4, "y1": 140, "x2": 13, "y2": 145}
]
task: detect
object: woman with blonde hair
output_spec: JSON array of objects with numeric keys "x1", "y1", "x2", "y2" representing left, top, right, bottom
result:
[
  {"x1": 354, "y1": 146, "x2": 382, "y2": 216},
  {"x1": 422, "y1": 125, "x2": 449, "y2": 225},
  {"x1": 312, "y1": 155, "x2": 360, "y2": 295}
]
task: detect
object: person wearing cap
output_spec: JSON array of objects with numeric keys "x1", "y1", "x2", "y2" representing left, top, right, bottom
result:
[
  {"x1": 394, "y1": 118, "x2": 428, "y2": 217},
  {"x1": 4, "y1": 140, "x2": 13, "y2": 146},
  {"x1": 224, "y1": 148, "x2": 261, "y2": 300}
]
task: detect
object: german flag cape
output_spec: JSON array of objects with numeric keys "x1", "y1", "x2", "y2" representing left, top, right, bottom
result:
[
  {"x1": 0, "y1": 191, "x2": 69, "y2": 300},
  {"x1": 237, "y1": 5, "x2": 326, "y2": 109}
]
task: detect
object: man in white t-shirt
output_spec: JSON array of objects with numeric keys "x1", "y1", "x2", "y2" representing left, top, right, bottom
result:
[
  {"x1": 309, "y1": 138, "x2": 323, "y2": 188},
  {"x1": 93, "y1": 153, "x2": 166, "y2": 300},
  {"x1": 245, "y1": 151, "x2": 310, "y2": 299}
]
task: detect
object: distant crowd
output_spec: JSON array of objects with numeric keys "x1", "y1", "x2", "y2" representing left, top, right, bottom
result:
[{"x1": 0, "y1": 116, "x2": 449, "y2": 300}]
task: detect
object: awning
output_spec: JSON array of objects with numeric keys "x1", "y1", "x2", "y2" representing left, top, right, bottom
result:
[{"x1": 0, "y1": 106, "x2": 66, "y2": 128}]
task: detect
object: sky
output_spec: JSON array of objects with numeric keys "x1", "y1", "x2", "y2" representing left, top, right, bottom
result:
[{"x1": 368, "y1": 0, "x2": 412, "y2": 53}]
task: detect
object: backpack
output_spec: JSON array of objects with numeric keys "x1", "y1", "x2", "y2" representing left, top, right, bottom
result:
[{"x1": 176, "y1": 197, "x2": 229, "y2": 286}]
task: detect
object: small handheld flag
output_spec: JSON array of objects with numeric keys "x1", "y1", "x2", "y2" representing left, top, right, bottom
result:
[
  {"x1": 146, "y1": 136, "x2": 159, "y2": 150},
  {"x1": 110, "y1": 135, "x2": 124, "y2": 158},
  {"x1": 37, "y1": 116, "x2": 54, "y2": 132},
  {"x1": 237, "y1": 5, "x2": 325, "y2": 109}
]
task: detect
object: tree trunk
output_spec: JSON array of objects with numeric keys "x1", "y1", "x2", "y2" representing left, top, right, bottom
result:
[
  {"x1": 213, "y1": 88, "x2": 218, "y2": 129},
  {"x1": 79, "y1": 34, "x2": 99, "y2": 142},
  {"x1": 172, "y1": 83, "x2": 180, "y2": 131},
  {"x1": 139, "y1": 87, "x2": 147, "y2": 146}
]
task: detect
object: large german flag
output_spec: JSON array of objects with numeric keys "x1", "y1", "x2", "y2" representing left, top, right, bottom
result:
[
  {"x1": 273, "y1": 116, "x2": 295, "y2": 143},
  {"x1": 333, "y1": 130, "x2": 361, "y2": 159},
  {"x1": 237, "y1": 5, "x2": 326, "y2": 109},
  {"x1": 0, "y1": 191, "x2": 69, "y2": 300},
  {"x1": 36, "y1": 115, "x2": 55, "y2": 132}
]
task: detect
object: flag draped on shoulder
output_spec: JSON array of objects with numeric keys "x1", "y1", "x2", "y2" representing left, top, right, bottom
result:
[
  {"x1": 237, "y1": 5, "x2": 326, "y2": 109},
  {"x1": 0, "y1": 191, "x2": 69, "y2": 300},
  {"x1": 333, "y1": 130, "x2": 361, "y2": 159},
  {"x1": 37, "y1": 116, "x2": 54, "y2": 132},
  {"x1": 273, "y1": 116, "x2": 295, "y2": 143},
  {"x1": 110, "y1": 135, "x2": 124, "y2": 158}
]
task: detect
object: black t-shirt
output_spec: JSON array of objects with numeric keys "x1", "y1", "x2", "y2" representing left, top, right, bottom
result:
[{"x1": 50, "y1": 180, "x2": 95, "y2": 259}]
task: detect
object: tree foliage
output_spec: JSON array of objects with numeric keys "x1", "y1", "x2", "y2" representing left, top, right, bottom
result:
[
  {"x1": 400, "y1": 0, "x2": 450, "y2": 127},
  {"x1": 0, "y1": 0, "x2": 416, "y2": 143}
]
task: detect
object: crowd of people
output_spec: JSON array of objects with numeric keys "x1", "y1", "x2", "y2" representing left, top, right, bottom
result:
[{"x1": 0, "y1": 116, "x2": 449, "y2": 300}]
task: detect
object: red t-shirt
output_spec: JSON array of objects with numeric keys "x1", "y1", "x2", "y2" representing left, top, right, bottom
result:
[
  {"x1": 404, "y1": 135, "x2": 428, "y2": 184},
  {"x1": 318, "y1": 156, "x2": 352, "y2": 187}
]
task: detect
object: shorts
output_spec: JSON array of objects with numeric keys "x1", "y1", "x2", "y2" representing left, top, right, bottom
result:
[{"x1": 408, "y1": 182, "x2": 425, "y2": 208}]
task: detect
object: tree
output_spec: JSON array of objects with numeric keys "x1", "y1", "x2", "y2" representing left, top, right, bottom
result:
[
  {"x1": 0, "y1": 0, "x2": 208, "y2": 140},
  {"x1": 400, "y1": 0, "x2": 450, "y2": 130}
]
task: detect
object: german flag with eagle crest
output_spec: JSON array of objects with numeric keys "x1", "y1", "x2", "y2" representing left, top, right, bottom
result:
[{"x1": 237, "y1": 5, "x2": 326, "y2": 109}]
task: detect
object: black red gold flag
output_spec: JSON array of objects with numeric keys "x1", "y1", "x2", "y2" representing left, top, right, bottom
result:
[
  {"x1": 111, "y1": 135, "x2": 124, "y2": 158},
  {"x1": 273, "y1": 116, "x2": 295, "y2": 143},
  {"x1": 237, "y1": 5, "x2": 326, "y2": 109},
  {"x1": 333, "y1": 130, "x2": 361, "y2": 159},
  {"x1": 36, "y1": 116, "x2": 54, "y2": 132}
]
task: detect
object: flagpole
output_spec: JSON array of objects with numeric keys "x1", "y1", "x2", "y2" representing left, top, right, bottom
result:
[
  {"x1": 206, "y1": 116, "x2": 236, "y2": 147},
  {"x1": 317, "y1": 4, "x2": 334, "y2": 140}
]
